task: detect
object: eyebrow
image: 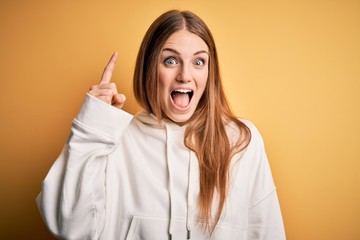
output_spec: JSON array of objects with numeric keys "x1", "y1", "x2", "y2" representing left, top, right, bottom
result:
[{"x1": 162, "y1": 48, "x2": 209, "y2": 56}]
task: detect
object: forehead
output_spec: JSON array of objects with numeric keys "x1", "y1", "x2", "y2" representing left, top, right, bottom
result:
[{"x1": 162, "y1": 29, "x2": 208, "y2": 54}]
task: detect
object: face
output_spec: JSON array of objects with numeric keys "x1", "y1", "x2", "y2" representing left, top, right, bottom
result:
[{"x1": 158, "y1": 28, "x2": 209, "y2": 124}]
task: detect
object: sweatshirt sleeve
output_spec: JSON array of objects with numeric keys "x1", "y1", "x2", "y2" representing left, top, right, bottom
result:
[
  {"x1": 36, "y1": 94, "x2": 133, "y2": 240},
  {"x1": 245, "y1": 122, "x2": 286, "y2": 239}
]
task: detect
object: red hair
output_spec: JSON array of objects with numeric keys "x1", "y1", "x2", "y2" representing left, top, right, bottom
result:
[{"x1": 133, "y1": 10, "x2": 251, "y2": 233}]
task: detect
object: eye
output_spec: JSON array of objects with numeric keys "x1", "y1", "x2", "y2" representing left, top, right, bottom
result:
[
  {"x1": 194, "y1": 58, "x2": 205, "y2": 66},
  {"x1": 164, "y1": 57, "x2": 178, "y2": 66}
]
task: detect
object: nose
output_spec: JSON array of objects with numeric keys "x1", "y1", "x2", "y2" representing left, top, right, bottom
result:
[{"x1": 176, "y1": 64, "x2": 192, "y2": 83}]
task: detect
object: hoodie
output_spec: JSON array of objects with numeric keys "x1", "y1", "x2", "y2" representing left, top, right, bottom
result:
[{"x1": 36, "y1": 94, "x2": 286, "y2": 240}]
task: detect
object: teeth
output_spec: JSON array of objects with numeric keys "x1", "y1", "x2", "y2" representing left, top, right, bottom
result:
[
  {"x1": 173, "y1": 89, "x2": 192, "y2": 93},
  {"x1": 171, "y1": 89, "x2": 194, "y2": 101}
]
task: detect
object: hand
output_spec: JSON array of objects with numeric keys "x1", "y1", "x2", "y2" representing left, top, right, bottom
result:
[{"x1": 88, "y1": 52, "x2": 126, "y2": 109}]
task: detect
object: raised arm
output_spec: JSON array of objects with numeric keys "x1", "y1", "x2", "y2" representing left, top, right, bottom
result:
[{"x1": 37, "y1": 53, "x2": 132, "y2": 239}]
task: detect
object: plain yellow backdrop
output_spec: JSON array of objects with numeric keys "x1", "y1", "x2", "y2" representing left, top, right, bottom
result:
[{"x1": 1, "y1": 0, "x2": 359, "y2": 239}]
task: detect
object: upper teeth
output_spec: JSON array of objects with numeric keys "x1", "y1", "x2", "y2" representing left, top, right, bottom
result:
[{"x1": 174, "y1": 89, "x2": 192, "y2": 93}]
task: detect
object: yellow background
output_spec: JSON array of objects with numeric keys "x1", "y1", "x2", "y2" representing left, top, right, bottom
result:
[{"x1": 1, "y1": 0, "x2": 359, "y2": 239}]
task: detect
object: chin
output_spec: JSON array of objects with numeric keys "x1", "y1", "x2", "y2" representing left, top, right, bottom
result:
[
  {"x1": 167, "y1": 112, "x2": 194, "y2": 125},
  {"x1": 162, "y1": 100, "x2": 198, "y2": 125},
  {"x1": 169, "y1": 116, "x2": 191, "y2": 124}
]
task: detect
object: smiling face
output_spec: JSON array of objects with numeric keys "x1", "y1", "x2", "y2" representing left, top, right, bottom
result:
[{"x1": 158, "y1": 28, "x2": 209, "y2": 124}]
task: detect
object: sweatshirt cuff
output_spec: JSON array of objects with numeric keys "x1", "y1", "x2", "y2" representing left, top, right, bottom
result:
[{"x1": 74, "y1": 93, "x2": 133, "y2": 139}]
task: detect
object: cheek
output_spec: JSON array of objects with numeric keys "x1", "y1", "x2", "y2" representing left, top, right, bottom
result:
[
  {"x1": 197, "y1": 70, "x2": 208, "y2": 91},
  {"x1": 158, "y1": 67, "x2": 175, "y2": 87},
  {"x1": 158, "y1": 71, "x2": 168, "y2": 92},
  {"x1": 158, "y1": 71, "x2": 172, "y2": 101}
]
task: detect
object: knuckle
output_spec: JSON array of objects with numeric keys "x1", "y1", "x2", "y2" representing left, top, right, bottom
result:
[
  {"x1": 105, "y1": 89, "x2": 114, "y2": 96},
  {"x1": 110, "y1": 82, "x2": 116, "y2": 88}
]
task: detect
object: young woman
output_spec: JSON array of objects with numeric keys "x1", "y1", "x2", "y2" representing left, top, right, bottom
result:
[{"x1": 37, "y1": 10, "x2": 286, "y2": 239}]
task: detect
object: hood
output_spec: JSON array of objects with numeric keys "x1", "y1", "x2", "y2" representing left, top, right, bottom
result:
[
  {"x1": 134, "y1": 111, "x2": 187, "y2": 130},
  {"x1": 133, "y1": 111, "x2": 195, "y2": 240}
]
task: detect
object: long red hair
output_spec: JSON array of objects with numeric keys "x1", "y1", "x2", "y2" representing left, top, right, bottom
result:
[{"x1": 133, "y1": 10, "x2": 251, "y2": 233}]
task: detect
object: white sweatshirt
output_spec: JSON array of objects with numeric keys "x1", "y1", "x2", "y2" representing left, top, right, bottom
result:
[{"x1": 37, "y1": 94, "x2": 286, "y2": 240}]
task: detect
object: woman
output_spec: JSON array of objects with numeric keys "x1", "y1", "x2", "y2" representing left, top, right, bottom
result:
[{"x1": 37, "y1": 10, "x2": 286, "y2": 239}]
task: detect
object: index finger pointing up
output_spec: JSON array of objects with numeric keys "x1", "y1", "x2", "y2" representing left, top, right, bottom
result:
[{"x1": 100, "y1": 52, "x2": 119, "y2": 84}]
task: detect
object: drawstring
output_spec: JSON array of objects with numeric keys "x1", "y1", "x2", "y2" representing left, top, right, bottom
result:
[
  {"x1": 186, "y1": 151, "x2": 195, "y2": 239},
  {"x1": 165, "y1": 125, "x2": 175, "y2": 238},
  {"x1": 165, "y1": 123, "x2": 194, "y2": 240}
]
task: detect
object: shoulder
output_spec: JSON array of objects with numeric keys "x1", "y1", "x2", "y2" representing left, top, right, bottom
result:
[
  {"x1": 241, "y1": 119, "x2": 268, "y2": 158},
  {"x1": 225, "y1": 118, "x2": 264, "y2": 148},
  {"x1": 240, "y1": 119, "x2": 264, "y2": 144}
]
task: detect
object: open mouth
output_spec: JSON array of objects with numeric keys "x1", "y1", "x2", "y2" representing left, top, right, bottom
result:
[{"x1": 170, "y1": 89, "x2": 194, "y2": 108}]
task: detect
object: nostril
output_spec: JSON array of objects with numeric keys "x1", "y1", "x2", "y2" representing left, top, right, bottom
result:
[
  {"x1": 176, "y1": 78, "x2": 191, "y2": 83},
  {"x1": 176, "y1": 68, "x2": 192, "y2": 82}
]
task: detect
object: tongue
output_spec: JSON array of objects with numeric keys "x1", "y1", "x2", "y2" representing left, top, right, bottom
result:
[{"x1": 172, "y1": 93, "x2": 190, "y2": 107}]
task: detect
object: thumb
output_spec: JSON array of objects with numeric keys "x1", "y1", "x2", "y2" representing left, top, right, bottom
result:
[{"x1": 112, "y1": 93, "x2": 126, "y2": 109}]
